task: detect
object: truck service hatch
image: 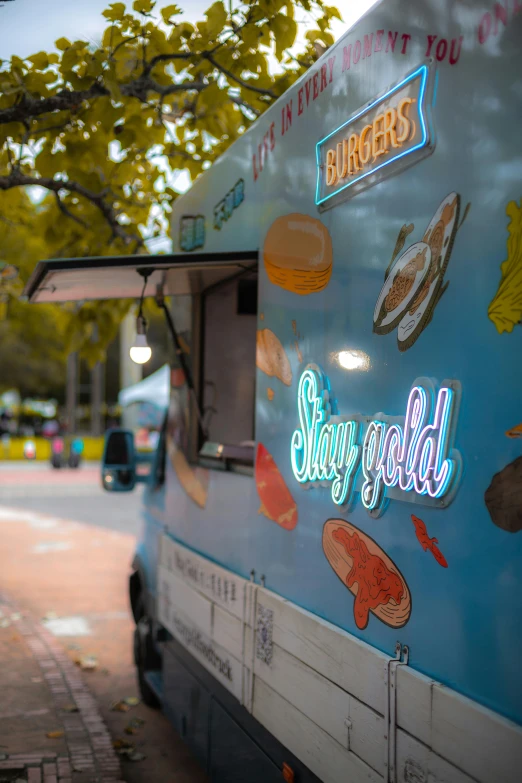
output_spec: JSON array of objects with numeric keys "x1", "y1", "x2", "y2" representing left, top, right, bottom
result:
[{"x1": 23, "y1": 250, "x2": 258, "y2": 304}]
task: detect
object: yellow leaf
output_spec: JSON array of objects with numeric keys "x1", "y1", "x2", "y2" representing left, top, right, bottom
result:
[
  {"x1": 102, "y1": 2, "x2": 127, "y2": 21},
  {"x1": 28, "y1": 51, "x2": 49, "y2": 70},
  {"x1": 326, "y1": 5, "x2": 343, "y2": 21},
  {"x1": 133, "y1": 0, "x2": 154, "y2": 13},
  {"x1": 241, "y1": 23, "x2": 259, "y2": 49},
  {"x1": 46, "y1": 730, "x2": 65, "y2": 739},
  {"x1": 205, "y1": 1, "x2": 227, "y2": 39},
  {"x1": 271, "y1": 13, "x2": 297, "y2": 60},
  {"x1": 161, "y1": 4, "x2": 182, "y2": 23},
  {"x1": 55, "y1": 37, "x2": 71, "y2": 51}
]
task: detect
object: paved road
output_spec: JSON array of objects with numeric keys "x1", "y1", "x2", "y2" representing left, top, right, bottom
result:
[
  {"x1": 0, "y1": 462, "x2": 207, "y2": 783},
  {"x1": 0, "y1": 462, "x2": 143, "y2": 535}
]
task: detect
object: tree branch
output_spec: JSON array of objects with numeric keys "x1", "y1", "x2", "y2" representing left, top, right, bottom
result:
[
  {"x1": 229, "y1": 94, "x2": 260, "y2": 117},
  {"x1": 0, "y1": 77, "x2": 206, "y2": 126},
  {"x1": 53, "y1": 191, "x2": 89, "y2": 228},
  {"x1": 204, "y1": 53, "x2": 276, "y2": 98},
  {"x1": 0, "y1": 170, "x2": 142, "y2": 247}
]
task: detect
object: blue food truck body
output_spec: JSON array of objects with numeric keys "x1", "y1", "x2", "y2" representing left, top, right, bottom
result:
[{"x1": 25, "y1": 1, "x2": 522, "y2": 780}]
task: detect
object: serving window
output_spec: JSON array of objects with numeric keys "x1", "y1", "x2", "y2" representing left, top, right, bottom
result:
[{"x1": 199, "y1": 273, "x2": 257, "y2": 470}]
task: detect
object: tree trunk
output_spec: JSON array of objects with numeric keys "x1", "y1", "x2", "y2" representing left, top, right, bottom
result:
[{"x1": 66, "y1": 352, "x2": 78, "y2": 435}]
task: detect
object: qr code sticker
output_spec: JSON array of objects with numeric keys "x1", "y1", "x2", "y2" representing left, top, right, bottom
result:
[{"x1": 256, "y1": 604, "x2": 274, "y2": 666}]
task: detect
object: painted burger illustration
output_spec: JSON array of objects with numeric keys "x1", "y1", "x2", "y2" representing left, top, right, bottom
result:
[{"x1": 323, "y1": 519, "x2": 411, "y2": 630}]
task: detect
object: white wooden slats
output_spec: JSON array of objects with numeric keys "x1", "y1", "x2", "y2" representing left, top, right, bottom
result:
[
  {"x1": 395, "y1": 664, "x2": 433, "y2": 747},
  {"x1": 245, "y1": 632, "x2": 386, "y2": 777},
  {"x1": 396, "y1": 729, "x2": 478, "y2": 783},
  {"x1": 396, "y1": 660, "x2": 522, "y2": 783},
  {"x1": 251, "y1": 586, "x2": 389, "y2": 716},
  {"x1": 431, "y1": 684, "x2": 522, "y2": 783},
  {"x1": 158, "y1": 536, "x2": 522, "y2": 783},
  {"x1": 159, "y1": 535, "x2": 246, "y2": 620},
  {"x1": 252, "y1": 678, "x2": 383, "y2": 783}
]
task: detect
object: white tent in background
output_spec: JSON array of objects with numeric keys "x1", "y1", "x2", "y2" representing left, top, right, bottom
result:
[{"x1": 118, "y1": 363, "x2": 170, "y2": 410}]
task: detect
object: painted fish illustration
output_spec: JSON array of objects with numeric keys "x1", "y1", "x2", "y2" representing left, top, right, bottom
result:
[{"x1": 411, "y1": 514, "x2": 448, "y2": 568}]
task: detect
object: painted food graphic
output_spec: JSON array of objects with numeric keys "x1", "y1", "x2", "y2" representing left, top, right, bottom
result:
[
  {"x1": 256, "y1": 328, "x2": 292, "y2": 386},
  {"x1": 411, "y1": 514, "x2": 448, "y2": 567},
  {"x1": 373, "y1": 242, "x2": 431, "y2": 334},
  {"x1": 263, "y1": 213, "x2": 333, "y2": 295},
  {"x1": 488, "y1": 199, "x2": 522, "y2": 334},
  {"x1": 485, "y1": 456, "x2": 522, "y2": 533},
  {"x1": 397, "y1": 192, "x2": 460, "y2": 350},
  {"x1": 323, "y1": 519, "x2": 411, "y2": 629},
  {"x1": 168, "y1": 437, "x2": 209, "y2": 509},
  {"x1": 506, "y1": 423, "x2": 522, "y2": 439},
  {"x1": 373, "y1": 193, "x2": 465, "y2": 351},
  {"x1": 255, "y1": 443, "x2": 298, "y2": 530}
]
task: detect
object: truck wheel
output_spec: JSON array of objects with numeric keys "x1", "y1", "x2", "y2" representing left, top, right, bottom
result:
[{"x1": 133, "y1": 594, "x2": 161, "y2": 708}]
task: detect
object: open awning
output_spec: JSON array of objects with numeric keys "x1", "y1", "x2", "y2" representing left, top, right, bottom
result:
[{"x1": 23, "y1": 250, "x2": 258, "y2": 304}]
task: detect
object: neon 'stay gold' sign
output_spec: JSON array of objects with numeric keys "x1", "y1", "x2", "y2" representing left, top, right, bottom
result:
[{"x1": 316, "y1": 66, "x2": 433, "y2": 209}]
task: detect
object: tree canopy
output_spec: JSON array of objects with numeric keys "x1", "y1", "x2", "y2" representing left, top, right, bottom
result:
[{"x1": 0, "y1": 0, "x2": 339, "y2": 378}]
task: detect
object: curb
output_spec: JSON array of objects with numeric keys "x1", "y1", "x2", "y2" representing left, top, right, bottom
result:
[{"x1": 0, "y1": 595, "x2": 125, "y2": 783}]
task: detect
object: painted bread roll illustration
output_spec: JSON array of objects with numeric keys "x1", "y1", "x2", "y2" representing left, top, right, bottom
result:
[
  {"x1": 322, "y1": 519, "x2": 411, "y2": 630},
  {"x1": 255, "y1": 443, "x2": 298, "y2": 530},
  {"x1": 263, "y1": 213, "x2": 333, "y2": 295},
  {"x1": 256, "y1": 328, "x2": 292, "y2": 386}
]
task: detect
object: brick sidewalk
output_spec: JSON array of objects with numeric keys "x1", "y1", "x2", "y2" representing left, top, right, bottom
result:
[{"x1": 0, "y1": 595, "x2": 124, "y2": 783}]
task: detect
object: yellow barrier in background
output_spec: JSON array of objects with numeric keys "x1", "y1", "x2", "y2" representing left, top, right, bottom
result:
[{"x1": 0, "y1": 436, "x2": 105, "y2": 461}]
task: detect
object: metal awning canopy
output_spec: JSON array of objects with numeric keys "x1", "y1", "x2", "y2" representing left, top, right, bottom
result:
[{"x1": 23, "y1": 251, "x2": 258, "y2": 304}]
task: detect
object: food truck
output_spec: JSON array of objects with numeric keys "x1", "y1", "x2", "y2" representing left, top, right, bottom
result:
[{"x1": 24, "y1": 1, "x2": 522, "y2": 780}]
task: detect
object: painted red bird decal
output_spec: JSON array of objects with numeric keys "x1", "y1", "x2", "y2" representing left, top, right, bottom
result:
[{"x1": 411, "y1": 515, "x2": 448, "y2": 568}]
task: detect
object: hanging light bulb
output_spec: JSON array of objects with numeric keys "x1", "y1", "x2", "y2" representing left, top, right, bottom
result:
[{"x1": 130, "y1": 313, "x2": 152, "y2": 364}]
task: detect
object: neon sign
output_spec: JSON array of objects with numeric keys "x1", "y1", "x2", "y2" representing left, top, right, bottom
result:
[
  {"x1": 290, "y1": 367, "x2": 462, "y2": 517},
  {"x1": 315, "y1": 65, "x2": 433, "y2": 210}
]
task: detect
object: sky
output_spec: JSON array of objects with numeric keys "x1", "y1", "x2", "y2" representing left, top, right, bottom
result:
[{"x1": 0, "y1": 0, "x2": 378, "y2": 60}]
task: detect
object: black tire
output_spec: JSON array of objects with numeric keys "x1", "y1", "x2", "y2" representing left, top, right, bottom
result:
[
  {"x1": 68, "y1": 453, "x2": 80, "y2": 468},
  {"x1": 133, "y1": 594, "x2": 161, "y2": 708}
]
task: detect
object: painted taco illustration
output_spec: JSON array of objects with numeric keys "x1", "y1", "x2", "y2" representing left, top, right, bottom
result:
[
  {"x1": 397, "y1": 192, "x2": 460, "y2": 350},
  {"x1": 255, "y1": 443, "x2": 298, "y2": 530},
  {"x1": 256, "y1": 328, "x2": 292, "y2": 386},
  {"x1": 263, "y1": 213, "x2": 333, "y2": 295},
  {"x1": 323, "y1": 519, "x2": 411, "y2": 630},
  {"x1": 373, "y1": 242, "x2": 431, "y2": 334}
]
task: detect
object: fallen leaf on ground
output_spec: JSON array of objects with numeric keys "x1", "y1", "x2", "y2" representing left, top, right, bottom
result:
[
  {"x1": 61, "y1": 703, "x2": 79, "y2": 713},
  {"x1": 128, "y1": 751, "x2": 146, "y2": 762},
  {"x1": 46, "y1": 730, "x2": 64, "y2": 739},
  {"x1": 78, "y1": 655, "x2": 97, "y2": 670},
  {"x1": 111, "y1": 701, "x2": 130, "y2": 712},
  {"x1": 113, "y1": 738, "x2": 136, "y2": 756},
  {"x1": 124, "y1": 717, "x2": 145, "y2": 735},
  {"x1": 124, "y1": 696, "x2": 140, "y2": 706}
]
